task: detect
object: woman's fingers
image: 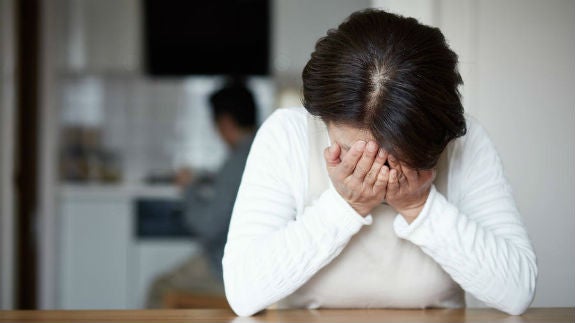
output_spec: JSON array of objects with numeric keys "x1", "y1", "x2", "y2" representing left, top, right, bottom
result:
[
  {"x1": 387, "y1": 155, "x2": 406, "y2": 193},
  {"x1": 323, "y1": 143, "x2": 341, "y2": 167},
  {"x1": 385, "y1": 163, "x2": 436, "y2": 221},
  {"x1": 374, "y1": 164, "x2": 389, "y2": 192},
  {"x1": 401, "y1": 163, "x2": 436, "y2": 188},
  {"x1": 338, "y1": 140, "x2": 365, "y2": 178},
  {"x1": 388, "y1": 154, "x2": 400, "y2": 170},
  {"x1": 353, "y1": 141, "x2": 379, "y2": 181},
  {"x1": 388, "y1": 168, "x2": 399, "y2": 196},
  {"x1": 398, "y1": 170, "x2": 408, "y2": 187},
  {"x1": 388, "y1": 154, "x2": 404, "y2": 181},
  {"x1": 365, "y1": 148, "x2": 387, "y2": 186},
  {"x1": 378, "y1": 148, "x2": 388, "y2": 163},
  {"x1": 402, "y1": 164, "x2": 418, "y2": 180},
  {"x1": 324, "y1": 139, "x2": 392, "y2": 216}
]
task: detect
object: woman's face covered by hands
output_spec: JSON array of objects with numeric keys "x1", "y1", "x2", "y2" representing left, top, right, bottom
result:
[{"x1": 326, "y1": 123, "x2": 435, "y2": 222}]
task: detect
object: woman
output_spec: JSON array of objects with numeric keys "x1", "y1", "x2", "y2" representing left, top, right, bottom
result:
[{"x1": 223, "y1": 9, "x2": 537, "y2": 316}]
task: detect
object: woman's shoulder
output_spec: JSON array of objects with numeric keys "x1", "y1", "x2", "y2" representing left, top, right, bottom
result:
[
  {"x1": 261, "y1": 106, "x2": 309, "y2": 130},
  {"x1": 455, "y1": 114, "x2": 496, "y2": 152},
  {"x1": 446, "y1": 114, "x2": 501, "y2": 178},
  {"x1": 246, "y1": 107, "x2": 310, "y2": 189},
  {"x1": 256, "y1": 107, "x2": 310, "y2": 146}
]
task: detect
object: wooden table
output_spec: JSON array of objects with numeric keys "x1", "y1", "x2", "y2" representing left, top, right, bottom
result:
[{"x1": 0, "y1": 308, "x2": 572, "y2": 323}]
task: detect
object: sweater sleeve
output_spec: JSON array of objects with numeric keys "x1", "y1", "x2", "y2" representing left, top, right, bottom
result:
[
  {"x1": 393, "y1": 119, "x2": 537, "y2": 315},
  {"x1": 222, "y1": 109, "x2": 371, "y2": 316}
]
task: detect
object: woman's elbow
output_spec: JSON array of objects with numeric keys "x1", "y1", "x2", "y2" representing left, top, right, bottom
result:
[
  {"x1": 499, "y1": 259, "x2": 538, "y2": 315},
  {"x1": 223, "y1": 257, "x2": 265, "y2": 316},
  {"x1": 500, "y1": 290, "x2": 534, "y2": 316},
  {"x1": 224, "y1": 279, "x2": 265, "y2": 316},
  {"x1": 227, "y1": 296, "x2": 263, "y2": 317}
]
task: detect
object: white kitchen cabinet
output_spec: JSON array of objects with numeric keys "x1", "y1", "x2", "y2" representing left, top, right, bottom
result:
[
  {"x1": 59, "y1": 189, "x2": 132, "y2": 309},
  {"x1": 58, "y1": 185, "x2": 197, "y2": 309}
]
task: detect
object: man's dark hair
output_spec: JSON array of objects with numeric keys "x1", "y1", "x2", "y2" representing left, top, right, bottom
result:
[
  {"x1": 302, "y1": 9, "x2": 467, "y2": 169},
  {"x1": 210, "y1": 79, "x2": 258, "y2": 129}
]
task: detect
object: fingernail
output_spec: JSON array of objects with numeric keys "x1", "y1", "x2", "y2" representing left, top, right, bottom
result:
[
  {"x1": 378, "y1": 149, "x2": 385, "y2": 158},
  {"x1": 367, "y1": 141, "x2": 377, "y2": 153},
  {"x1": 381, "y1": 166, "x2": 389, "y2": 176},
  {"x1": 354, "y1": 141, "x2": 366, "y2": 151}
]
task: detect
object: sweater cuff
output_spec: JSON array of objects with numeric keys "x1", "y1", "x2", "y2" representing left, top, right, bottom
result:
[
  {"x1": 393, "y1": 185, "x2": 442, "y2": 245},
  {"x1": 320, "y1": 186, "x2": 373, "y2": 235}
]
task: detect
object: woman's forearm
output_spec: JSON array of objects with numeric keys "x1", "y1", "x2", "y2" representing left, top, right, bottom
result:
[
  {"x1": 394, "y1": 187, "x2": 536, "y2": 314},
  {"x1": 223, "y1": 186, "x2": 369, "y2": 316}
]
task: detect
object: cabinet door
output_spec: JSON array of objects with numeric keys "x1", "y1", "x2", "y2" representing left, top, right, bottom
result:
[
  {"x1": 58, "y1": 0, "x2": 141, "y2": 72},
  {"x1": 60, "y1": 197, "x2": 131, "y2": 309}
]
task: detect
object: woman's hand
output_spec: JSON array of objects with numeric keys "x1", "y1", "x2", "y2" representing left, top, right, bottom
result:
[
  {"x1": 324, "y1": 140, "x2": 390, "y2": 216},
  {"x1": 385, "y1": 155, "x2": 436, "y2": 223}
]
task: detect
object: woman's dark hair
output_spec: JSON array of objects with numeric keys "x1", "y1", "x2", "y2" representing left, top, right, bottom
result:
[
  {"x1": 210, "y1": 78, "x2": 258, "y2": 129},
  {"x1": 302, "y1": 9, "x2": 466, "y2": 169}
]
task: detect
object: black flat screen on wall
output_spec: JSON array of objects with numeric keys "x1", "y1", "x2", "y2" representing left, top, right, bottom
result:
[{"x1": 143, "y1": 0, "x2": 270, "y2": 76}]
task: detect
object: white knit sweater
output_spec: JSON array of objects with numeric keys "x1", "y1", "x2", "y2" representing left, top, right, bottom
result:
[{"x1": 222, "y1": 107, "x2": 537, "y2": 316}]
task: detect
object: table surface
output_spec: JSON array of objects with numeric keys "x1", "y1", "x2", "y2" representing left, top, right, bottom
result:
[{"x1": 0, "y1": 308, "x2": 573, "y2": 323}]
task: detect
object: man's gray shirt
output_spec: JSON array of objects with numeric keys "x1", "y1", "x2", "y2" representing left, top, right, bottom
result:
[{"x1": 183, "y1": 135, "x2": 254, "y2": 280}]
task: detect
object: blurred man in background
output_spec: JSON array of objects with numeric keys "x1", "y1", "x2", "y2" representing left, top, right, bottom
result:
[{"x1": 147, "y1": 79, "x2": 258, "y2": 308}]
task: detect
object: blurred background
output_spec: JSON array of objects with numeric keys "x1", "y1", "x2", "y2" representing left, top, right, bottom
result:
[{"x1": 0, "y1": 0, "x2": 573, "y2": 311}]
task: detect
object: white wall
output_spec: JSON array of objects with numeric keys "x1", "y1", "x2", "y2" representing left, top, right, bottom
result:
[
  {"x1": 375, "y1": 0, "x2": 575, "y2": 307},
  {"x1": 273, "y1": 0, "x2": 371, "y2": 85},
  {"x1": 471, "y1": 0, "x2": 575, "y2": 307},
  {"x1": 272, "y1": 0, "x2": 372, "y2": 108}
]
